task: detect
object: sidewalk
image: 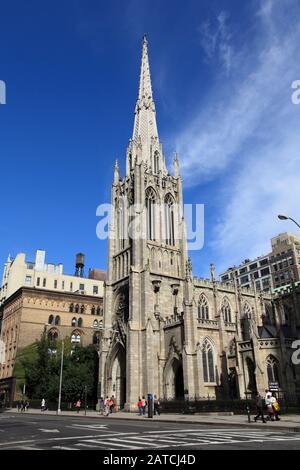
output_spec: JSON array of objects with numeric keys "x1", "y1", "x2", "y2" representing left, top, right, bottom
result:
[{"x1": 6, "y1": 408, "x2": 300, "y2": 432}]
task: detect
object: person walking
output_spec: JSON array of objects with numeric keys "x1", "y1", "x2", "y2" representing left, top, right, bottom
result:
[
  {"x1": 137, "y1": 397, "x2": 143, "y2": 416},
  {"x1": 104, "y1": 396, "x2": 110, "y2": 416},
  {"x1": 254, "y1": 393, "x2": 266, "y2": 423},
  {"x1": 153, "y1": 395, "x2": 161, "y2": 416},
  {"x1": 75, "y1": 399, "x2": 81, "y2": 414},
  {"x1": 99, "y1": 397, "x2": 105, "y2": 416},
  {"x1": 270, "y1": 394, "x2": 280, "y2": 421},
  {"x1": 41, "y1": 398, "x2": 46, "y2": 412},
  {"x1": 141, "y1": 396, "x2": 147, "y2": 416},
  {"x1": 17, "y1": 401, "x2": 21, "y2": 412}
]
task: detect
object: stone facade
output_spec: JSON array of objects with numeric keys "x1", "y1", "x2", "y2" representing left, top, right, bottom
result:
[
  {"x1": 0, "y1": 287, "x2": 103, "y2": 403},
  {"x1": 99, "y1": 36, "x2": 300, "y2": 410}
]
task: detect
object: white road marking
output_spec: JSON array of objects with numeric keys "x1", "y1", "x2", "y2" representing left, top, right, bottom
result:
[{"x1": 38, "y1": 429, "x2": 60, "y2": 433}]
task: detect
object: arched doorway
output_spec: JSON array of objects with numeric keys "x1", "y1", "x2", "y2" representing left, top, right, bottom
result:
[
  {"x1": 174, "y1": 362, "x2": 184, "y2": 399},
  {"x1": 164, "y1": 358, "x2": 184, "y2": 399},
  {"x1": 107, "y1": 345, "x2": 126, "y2": 409}
]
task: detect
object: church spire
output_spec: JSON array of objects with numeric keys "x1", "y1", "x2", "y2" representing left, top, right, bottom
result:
[{"x1": 132, "y1": 35, "x2": 158, "y2": 162}]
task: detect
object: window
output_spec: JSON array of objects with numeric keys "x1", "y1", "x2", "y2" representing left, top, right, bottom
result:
[
  {"x1": 70, "y1": 282, "x2": 73, "y2": 292},
  {"x1": 266, "y1": 356, "x2": 280, "y2": 385},
  {"x1": 55, "y1": 315, "x2": 60, "y2": 326},
  {"x1": 165, "y1": 194, "x2": 175, "y2": 246},
  {"x1": 198, "y1": 294, "x2": 209, "y2": 320},
  {"x1": 78, "y1": 318, "x2": 83, "y2": 327},
  {"x1": 145, "y1": 187, "x2": 156, "y2": 241},
  {"x1": 62, "y1": 281, "x2": 65, "y2": 290},
  {"x1": 48, "y1": 315, "x2": 54, "y2": 325},
  {"x1": 202, "y1": 339, "x2": 215, "y2": 383},
  {"x1": 80, "y1": 305, "x2": 85, "y2": 314},
  {"x1": 221, "y1": 298, "x2": 232, "y2": 323},
  {"x1": 91, "y1": 306, "x2": 96, "y2": 315},
  {"x1": 25, "y1": 276, "x2": 32, "y2": 286},
  {"x1": 54, "y1": 280, "x2": 58, "y2": 289},
  {"x1": 69, "y1": 303, "x2": 74, "y2": 313},
  {"x1": 93, "y1": 319, "x2": 98, "y2": 328},
  {"x1": 239, "y1": 267, "x2": 247, "y2": 275},
  {"x1": 37, "y1": 277, "x2": 40, "y2": 287},
  {"x1": 240, "y1": 275, "x2": 249, "y2": 284},
  {"x1": 253, "y1": 271, "x2": 259, "y2": 279},
  {"x1": 260, "y1": 259, "x2": 269, "y2": 266},
  {"x1": 75, "y1": 304, "x2": 79, "y2": 313},
  {"x1": 79, "y1": 284, "x2": 85, "y2": 292},
  {"x1": 71, "y1": 333, "x2": 81, "y2": 345},
  {"x1": 71, "y1": 318, "x2": 77, "y2": 327},
  {"x1": 249, "y1": 263, "x2": 258, "y2": 270},
  {"x1": 93, "y1": 286, "x2": 99, "y2": 295},
  {"x1": 97, "y1": 306, "x2": 102, "y2": 316},
  {"x1": 153, "y1": 151, "x2": 160, "y2": 174},
  {"x1": 261, "y1": 267, "x2": 270, "y2": 276},
  {"x1": 43, "y1": 278, "x2": 46, "y2": 287}
]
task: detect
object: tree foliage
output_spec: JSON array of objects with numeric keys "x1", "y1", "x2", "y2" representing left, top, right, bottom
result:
[{"x1": 21, "y1": 331, "x2": 98, "y2": 404}]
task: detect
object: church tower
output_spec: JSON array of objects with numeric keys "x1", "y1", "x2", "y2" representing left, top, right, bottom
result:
[{"x1": 100, "y1": 36, "x2": 193, "y2": 409}]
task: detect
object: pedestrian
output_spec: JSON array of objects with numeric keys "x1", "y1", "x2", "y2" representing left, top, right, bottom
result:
[
  {"x1": 25, "y1": 400, "x2": 30, "y2": 412},
  {"x1": 270, "y1": 394, "x2": 280, "y2": 421},
  {"x1": 111, "y1": 395, "x2": 116, "y2": 413},
  {"x1": 75, "y1": 399, "x2": 81, "y2": 413},
  {"x1": 17, "y1": 401, "x2": 21, "y2": 412},
  {"x1": 141, "y1": 396, "x2": 147, "y2": 416},
  {"x1": 99, "y1": 397, "x2": 104, "y2": 415},
  {"x1": 254, "y1": 393, "x2": 266, "y2": 423},
  {"x1": 153, "y1": 395, "x2": 161, "y2": 416},
  {"x1": 137, "y1": 397, "x2": 143, "y2": 416},
  {"x1": 264, "y1": 389, "x2": 274, "y2": 421},
  {"x1": 104, "y1": 396, "x2": 110, "y2": 416},
  {"x1": 109, "y1": 396, "x2": 115, "y2": 414},
  {"x1": 41, "y1": 398, "x2": 46, "y2": 412}
]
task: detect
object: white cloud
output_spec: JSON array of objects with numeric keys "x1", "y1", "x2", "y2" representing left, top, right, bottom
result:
[
  {"x1": 175, "y1": 0, "x2": 300, "y2": 274},
  {"x1": 199, "y1": 10, "x2": 233, "y2": 74}
]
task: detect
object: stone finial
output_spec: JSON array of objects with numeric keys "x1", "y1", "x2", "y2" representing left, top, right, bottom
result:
[
  {"x1": 173, "y1": 151, "x2": 179, "y2": 178},
  {"x1": 210, "y1": 263, "x2": 215, "y2": 282},
  {"x1": 114, "y1": 159, "x2": 120, "y2": 184}
]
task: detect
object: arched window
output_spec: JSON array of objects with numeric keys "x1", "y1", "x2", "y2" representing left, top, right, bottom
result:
[
  {"x1": 165, "y1": 194, "x2": 175, "y2": 246},
  {"x1": 71, "y1": 317, "x2": 77, "y2": 327},
  {"x1": 93, "y1": 319, "x2": 98, "y2": 328},
  {"x1": 75, "y1": 304, "x2": 79, "y2": 314},
  {"x1": 198, "y1": 294, "x2": 209, "y2": 320},
  {"x1": 145, "y1": 187, "x2": 156, "y2": 241},
  {"x1": 96, "y1": 306, "x2": 102, "y2": 316},
  {"x1": 221, "y1": 298, "x2": 232, "y2": 323},
  {"x1": 93, "y1": 332, "x2": 100, "y2": 345},
  {"x1": 91, "y1": 306, "x2": 95, "y2": 315},
  {"x1": 48, "y1": 315, "x2": 54, "y2": 325},
  {"x1": 243, "y1": 303, "x2": 252, "y2": 319},
  {"x1": 71, "y1": 332, "x2": 81, "y2": 345},
  {"x1": 266, "y1": 355, "x2": 280, "y2": 385},
  {"x1": 48, "y1": 330, "x2": 58, "y2": 344},
  {"x1": 118, "y1": 196, "x2": 126, "y2": 250},
  {"x1": 202, "y1": 339, "x2": 215, "y2": 383},
  {"x1": 80, "y1": 305, "x2": 85, "y2": 314},
  {"x1": 55, "y1": 315, "x2": 60, "y2": 326},
  {"x1": 153, "y1": 151, "x2": 160, "y2": 174},
  {"x1": 78, "y1": 317, "x2": 83, "y2": 328},
  {"x1": 69, "y1": 304, "x2": 74, "y2": 313}
]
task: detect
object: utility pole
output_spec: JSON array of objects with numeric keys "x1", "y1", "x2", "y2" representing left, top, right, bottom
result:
[{"x1": 57, "y1": 340, "x2": 64, "y2": 413}]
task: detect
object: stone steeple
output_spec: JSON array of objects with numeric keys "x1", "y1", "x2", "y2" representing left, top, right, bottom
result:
[{"x1": 131, "y1": 35, "x2": 160, "y2": 168}]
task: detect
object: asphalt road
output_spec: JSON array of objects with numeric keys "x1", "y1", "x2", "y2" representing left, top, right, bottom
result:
[{"x1": 0, "y1": 412, "x2": 300, "y2": 450}]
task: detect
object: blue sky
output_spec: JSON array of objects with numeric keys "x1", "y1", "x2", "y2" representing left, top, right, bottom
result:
[{"x1": 0, "y1": 0, "x2": 300, "y2": 279}]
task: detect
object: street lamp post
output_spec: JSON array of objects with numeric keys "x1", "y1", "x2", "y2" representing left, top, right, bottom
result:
[
  {"x1": 278, "y1": 214, "x2": 300, "y2": 231},
  {"x1": 57, "y1": 339, "x2": 64, "y2": 413}
]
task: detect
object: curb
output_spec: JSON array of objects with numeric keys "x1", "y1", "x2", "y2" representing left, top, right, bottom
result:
[{"x1": 5, "y1": 410, "x2": 300, "y2": 433}]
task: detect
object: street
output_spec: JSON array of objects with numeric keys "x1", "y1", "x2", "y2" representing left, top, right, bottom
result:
[{"x1": 0, "y1": 412, "x2": 300, "y2": 450}]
